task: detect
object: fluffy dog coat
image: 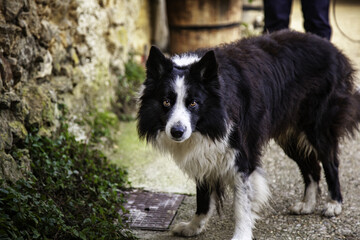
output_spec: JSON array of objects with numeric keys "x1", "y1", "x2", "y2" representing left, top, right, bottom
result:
[{"x1": 137, "y1": 30, "x2": 360, "y2": 240}]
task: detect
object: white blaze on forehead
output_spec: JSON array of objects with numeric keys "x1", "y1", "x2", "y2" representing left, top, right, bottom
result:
[
  {"x1": 174, "y1": 75, "x2": 187, "y2": 100},
  {"x1": 165, "y1": 75, "x2": 192, "y2": 142},
  {"x1": 171, "y1": 54, "x2": 200, "y2": 67}
]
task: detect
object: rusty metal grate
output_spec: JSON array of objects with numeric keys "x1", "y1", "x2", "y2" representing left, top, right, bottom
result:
[{"x1": 123, "y1": 190, "x2": 185, "y2": 230}]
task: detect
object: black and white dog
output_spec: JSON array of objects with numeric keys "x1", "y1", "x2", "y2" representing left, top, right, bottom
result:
[{"x1": 137, "y1": 30, "x2": 360, "y2": 240}]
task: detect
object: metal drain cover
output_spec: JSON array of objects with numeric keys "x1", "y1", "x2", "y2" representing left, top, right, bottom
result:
[{"x1": 123, "y1": 190, "x2": 185, "y2": 230}]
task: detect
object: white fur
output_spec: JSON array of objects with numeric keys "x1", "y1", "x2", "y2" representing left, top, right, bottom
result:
[
  {"x1": 354, "y1": 85, "x2": 360, "y2": 94},
  {"x1": 231, "y1": 170, "x2": 270, "y2": 240},
  {"x1": 172, "y1": 216, "x2": 206, "y2": 237},
  {"x1": 172, "y1": 192, "x2": 216, "y2": 236},
  {"x1": 165, "y1": 76, "x2": 192, "y2": 142},
  {"x1": 232, "y1": 173, "x2": 254, "y2": 240},
  {"x1": 136, "y1": 84, "x2": 145, "y2": 104},
  {"x1": 323, "y1": 200, "x2": 342, "y2": 217},
  {"x1": 290, "y1": 175, "x2": 318, "y2": 214},
  {"x1": 248, "y1": 168, "x2": 271, "y2": 218},
  {"x1": 155, "y1": 127, "x2": 237, "y2": 184},
  {"x1": 172, "y1": 54, "x2": 200, "y2": 67}
]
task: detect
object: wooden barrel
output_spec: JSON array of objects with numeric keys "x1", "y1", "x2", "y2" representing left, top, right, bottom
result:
[{"x1": 166, "y1": 0, "x2": 242, "y2": 54}]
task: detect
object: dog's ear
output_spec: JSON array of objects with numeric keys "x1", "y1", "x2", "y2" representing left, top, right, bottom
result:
[
  {"x1": 146, "y1": 46, "x2": 173, "y2": 80},
  {"x1": 190, "y1": 50, "x2": 218, "y2": 82}
]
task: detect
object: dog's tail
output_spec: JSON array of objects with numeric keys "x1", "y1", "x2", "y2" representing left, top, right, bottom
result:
[{"x1": 336, "y1": 51, "x2": 360, "y2": 137}]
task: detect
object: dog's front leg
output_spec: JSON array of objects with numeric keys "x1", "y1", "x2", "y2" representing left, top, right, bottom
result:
[
  {"x1": 172, "y1": 180, "x2": 215, "y2": 237},
  {"x1": 232, "y1": 173, "x2": 254, "y2": 240}
]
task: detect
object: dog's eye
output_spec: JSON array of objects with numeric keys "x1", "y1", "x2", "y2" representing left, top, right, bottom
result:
[
  {"x1": 163, "y1": 100, "x2": 171, "y2": 108},
  {"x1": 189, "y1": 101, "x2": 197, "y2": 108}
]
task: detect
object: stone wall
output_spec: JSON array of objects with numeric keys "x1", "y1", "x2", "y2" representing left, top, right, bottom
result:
[{"x1": 0, "y1": 0, "x2": 151, "y2": 181}]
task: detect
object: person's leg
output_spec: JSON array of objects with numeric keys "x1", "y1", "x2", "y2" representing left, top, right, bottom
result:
[
  {"x1": 301, "y1": 0, "x2": 331, "y2": 40},
  {"x1": 263, "y1": 0, "x2": 293, "y2": 33}
]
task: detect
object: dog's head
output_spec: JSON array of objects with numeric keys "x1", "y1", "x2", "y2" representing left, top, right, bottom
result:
[{"x1": 137, "y1": 46, "x2": 228, "y2": 144}]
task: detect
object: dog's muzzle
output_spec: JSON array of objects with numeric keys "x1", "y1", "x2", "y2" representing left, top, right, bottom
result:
[{"x1": 170, "y1": 125, "x2": 187, "y2": 139}]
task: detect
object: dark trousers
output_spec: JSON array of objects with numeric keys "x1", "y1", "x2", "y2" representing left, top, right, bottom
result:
[{"x1": 263, "y1": 0, "x2": 331, "y2": 40}]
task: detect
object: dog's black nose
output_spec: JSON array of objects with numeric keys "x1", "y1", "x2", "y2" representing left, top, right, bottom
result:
[{"x1": 171, "y1": 125, "x2": 186, "y2": 139}]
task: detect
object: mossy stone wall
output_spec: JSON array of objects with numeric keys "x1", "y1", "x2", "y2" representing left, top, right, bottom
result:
[{"x1": 0, "y1": 0, "x2": 151, "y2": 181}]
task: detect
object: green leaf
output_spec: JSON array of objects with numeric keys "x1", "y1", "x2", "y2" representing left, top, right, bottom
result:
[{"x1": 1, "y1": 109, "x2": 135, "y2": 240}]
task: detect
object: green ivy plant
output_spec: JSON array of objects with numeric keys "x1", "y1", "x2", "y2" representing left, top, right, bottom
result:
[
  {"x1": 113, "y1": 52, "x2": 146, "y2": 121},
  {"x1": 0, "y1": 121, "x2": 136, "y2": 240},
  {"x1": 89, "y1": 110, "x2": 118, "y2": 144}
]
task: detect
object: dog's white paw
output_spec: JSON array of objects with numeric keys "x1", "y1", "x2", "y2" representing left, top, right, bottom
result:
[
  {"x1": 231, "y1": 237, "x2": 251, "y2": 240},
  {"x1": 172, "y1": 221, "x2": 203, "y2": 237},
  {"x1": 231, "y1": 234, "x2": 252, "y2": 240},
  {"x1": 322, "y1": 201, "x2": 342, "y2": 217},
  {"x1": 290, "y1": 201, "x2": 316, "y2": 214}
]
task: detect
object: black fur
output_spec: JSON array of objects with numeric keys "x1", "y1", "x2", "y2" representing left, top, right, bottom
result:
[{"x1": 138, "y1": 30, "x2": 360, "y2": 217}]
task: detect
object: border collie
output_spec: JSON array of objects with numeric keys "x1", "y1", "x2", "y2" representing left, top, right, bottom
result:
[{"x1": 137, "y1": 30, "x2": 360, "y2": 240}]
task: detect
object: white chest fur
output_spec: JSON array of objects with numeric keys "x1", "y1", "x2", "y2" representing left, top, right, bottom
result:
[{"x1": 154, "y1": 131, "x2": 237, "y2": 184}]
